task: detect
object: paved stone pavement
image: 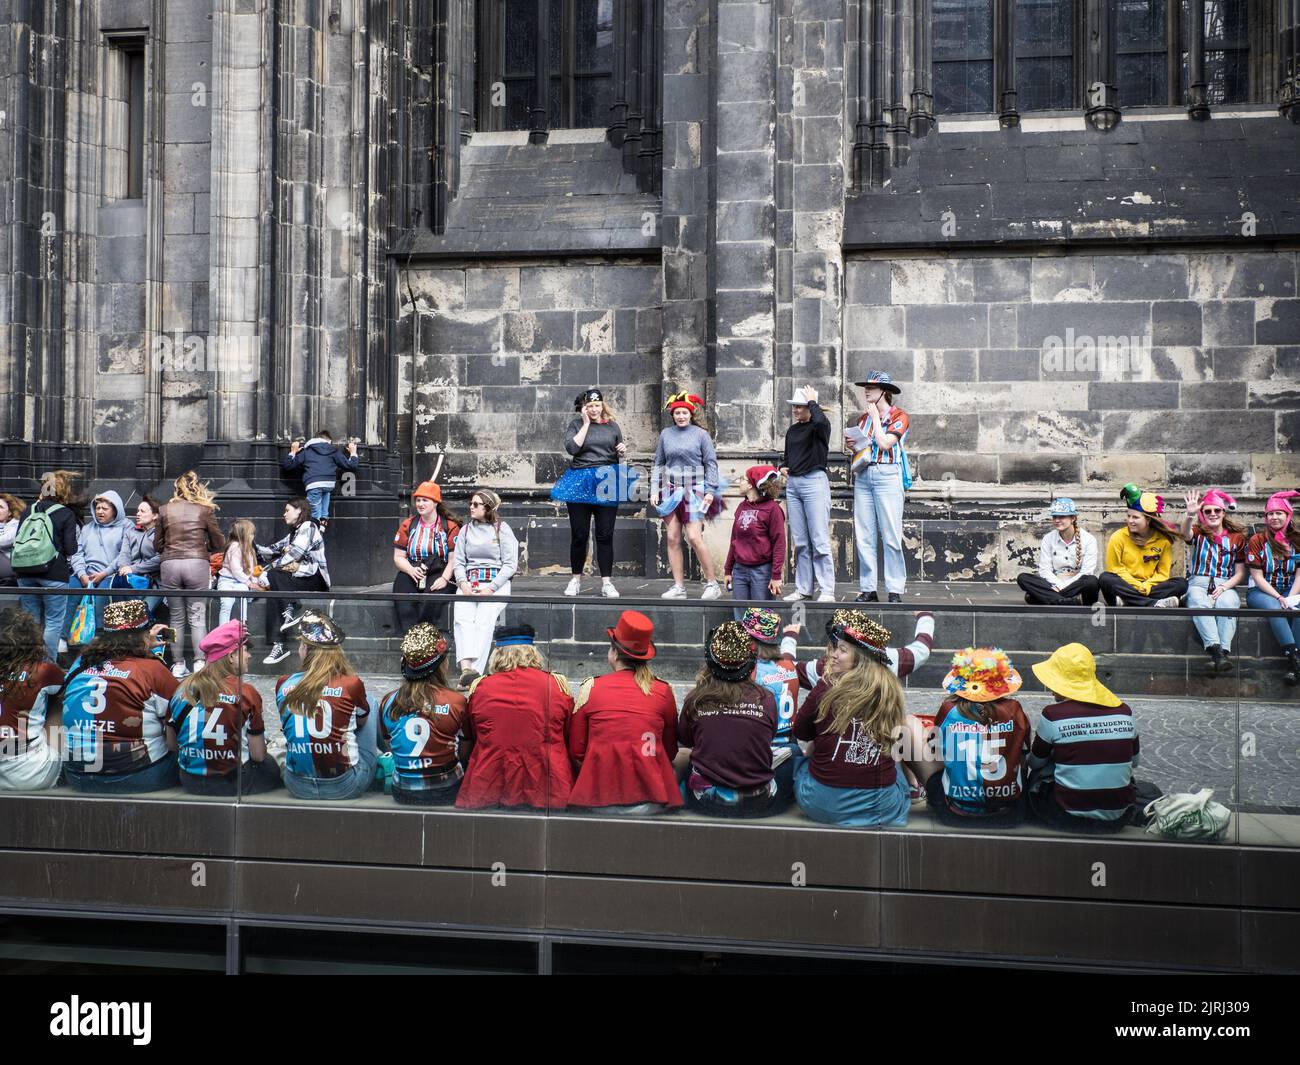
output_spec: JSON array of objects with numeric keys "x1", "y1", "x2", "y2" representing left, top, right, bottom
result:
[{"x1": 246, "y1": 675, "x2": 1300, "y2": 812}]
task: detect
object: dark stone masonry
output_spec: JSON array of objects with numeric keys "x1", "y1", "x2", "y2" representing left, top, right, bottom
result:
[{"x1": 2, "y1": 0, "x2": 1298, "y2": 585}]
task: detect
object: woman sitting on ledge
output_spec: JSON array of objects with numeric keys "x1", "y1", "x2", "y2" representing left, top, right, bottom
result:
[
  {"x1": 61, "y1": 599, "x2": 179, "y2": 793},
  {"x1": 792, "y1": 612, "x2": 921, "y2": 828},
  {"x1": 1017, "y1": 497, "x2": 1099, "y2": 606},
  {"x1": 377, "y1": 624, "x2": 469, "y2": 807},
  {"x1": 456, "y1": 625, "x2": 575, "y2": 811},
  {"x1": 275, "y1": 611, "x2": 374, "y2": 801},
  {"x1": 0, "y1": 607, "x2": 65, "y2": 791},
  {"x1": 678, "y1": 622, "x2": 787, "y2": 818},
  {"x1": 1098, "y1": 485, "x2": 1187, "y2": 608},
  {"x1": 1178, "y1": 489, "x2": 1247, "y2": 675},
  {"x1": 568, "y1": 610, "x2": 681, "y2": 815}
]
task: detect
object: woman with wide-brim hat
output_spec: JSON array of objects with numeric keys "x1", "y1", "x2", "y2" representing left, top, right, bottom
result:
[
  {"x1": 652, "y1": 391, "x2": 724, "y2": 600},
  {"x1": 847, "y1": 370, "x2": 910, "y2": 603},
  {"x1": 925, "y1": 647, "x2": 1032, "y2": 826},
  {"x1": 553, "y1": 388, "x2": 630, "y2": 600},
  {"x1": 568, "y1": 610, "x2": 682, "y2": 814},
  {"x1": 1026, "y1": 643, "x2": 1144, "y2": 831}
]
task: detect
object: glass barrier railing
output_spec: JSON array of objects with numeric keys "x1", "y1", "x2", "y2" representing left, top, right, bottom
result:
[{"x1": 2, "y1": 583, "x2": 1295, "y2": 849}]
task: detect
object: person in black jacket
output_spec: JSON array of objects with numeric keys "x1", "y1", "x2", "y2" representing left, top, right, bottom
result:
[
  {"x1": 780, "y1": 386, "x2": 835, "y2": 603},
  {"x1": 15, "y1": 470, "x2": 83, "y2": 659},
  {"x1": 280, "y1": 430, "x2": 359, "y2": 530}
]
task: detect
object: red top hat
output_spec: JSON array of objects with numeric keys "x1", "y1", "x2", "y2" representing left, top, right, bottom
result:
[{"x1": 607, "y1": 610, "x2": 656, "y2": 661}]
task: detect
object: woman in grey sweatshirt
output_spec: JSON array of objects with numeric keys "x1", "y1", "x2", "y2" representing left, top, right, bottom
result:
[
  {"x1": 451, "y1": 488, "x2": 519, "y2": 686},
  {"x1": 651, "y1": 393, "x2": 723, "y2": 600}
]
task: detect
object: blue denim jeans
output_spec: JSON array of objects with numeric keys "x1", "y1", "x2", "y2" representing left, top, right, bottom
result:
[
  {"x1": 284, "y1": 702, "x2": 379, "y2": 801},
  {"x1": 66, "y1": 752, "x2": 180, "y2": 794},
  {"x1": 1248, "y1": 587, "x2": 1300, "y2": 650},
  {"x1": 1186, "y1": 576, "x2": 1240, "y2": 651},
  {"x1": 853, "y1": 463, "x2": 906, "y2": 594},
  {"x1": 17, "y1": 577, "x2": 71, "y2": 658},
  {"x1": 730, "y1": 561, "x2": 772, "y2": 620},
  {"x1": 306, "y1": 487, "x2": 332, "y2": 521},
  {"x1": 786, "y1": 470, "x2": 834, "y2": 596}
]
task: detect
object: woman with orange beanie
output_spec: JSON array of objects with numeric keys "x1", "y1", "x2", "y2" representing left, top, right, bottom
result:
[{"x1": 391, "y1": 481, "x2": 461, "y2": 631}]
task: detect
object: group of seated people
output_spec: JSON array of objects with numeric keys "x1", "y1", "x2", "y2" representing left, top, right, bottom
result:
[{"x1": 0, "y1": 596, "x2": 1150, "y2": 834}]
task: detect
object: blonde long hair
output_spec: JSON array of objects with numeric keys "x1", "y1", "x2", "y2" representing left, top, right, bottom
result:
[
  {"x1": 488, "y1": 644, "x2": 543, "y2": 674},
  {"x1": 283, "y1": 645, "x2": 356, "y2": 716},
  {"x1": 171, "y1": 470, "x2": 219, "y2": 509},
  {"x1": 228, "y1": 518, "x2": 256, "y2": 567},
  {"x1": 613, "y1": 651, "x2": 660, "y2": 696},
  {"x1": 178, "y1": 653, "x2": 239, "y2": 714},
  {"x1": 817, "y1": 645, "x2": 905, "y2": 744}
]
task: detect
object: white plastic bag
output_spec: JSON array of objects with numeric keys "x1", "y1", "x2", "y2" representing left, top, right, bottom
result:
[{"x1": 1143, "y1": 788, "x2": 1231, "y2": 841}]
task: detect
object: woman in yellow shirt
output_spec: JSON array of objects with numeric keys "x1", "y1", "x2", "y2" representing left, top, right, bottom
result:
[{"x1": 1098, "y1": 487, "x2": 1188, "y2": 607}]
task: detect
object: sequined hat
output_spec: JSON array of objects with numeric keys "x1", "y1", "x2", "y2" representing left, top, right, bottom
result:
[
  {"x1": 705, "y1": 621, "x2": 757, "y2": 682},
  {"x1": 401, "y1": 623, "x2": 450, "y2": 680},
  {"x1": 298, "y1": 610, "x2": 346, "y2": 646},
  {"x1": 103, "y1": 599, "x2": 151, "y2": 632},
  {"x1": 943, "y1": 647, "x2": 1023, "y2": 704},
  {"x1": 740, "y1": 607, "x2": 782, "y2": 645},
  {"x1": 829, "y1": 611, "x2": 892, "y2": 667}
]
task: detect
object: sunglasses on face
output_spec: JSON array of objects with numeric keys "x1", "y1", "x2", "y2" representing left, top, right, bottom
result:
[{"x1": 1202, "y1": 508, "x2": 1223, "y2": 515}]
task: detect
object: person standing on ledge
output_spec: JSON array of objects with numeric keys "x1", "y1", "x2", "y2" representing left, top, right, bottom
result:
[
  {"x1": 552, "y1": 388, "x2": 628, "y2": 600},
  {"x1": 652, "y1": 392, "x2": 724, "y2": 600},
  {"x1": 780, "y1": 386, "x2": 835, "y2": 603},
  {"x1": 847, "y1": 371, "x2": 910, "y2": 604}
]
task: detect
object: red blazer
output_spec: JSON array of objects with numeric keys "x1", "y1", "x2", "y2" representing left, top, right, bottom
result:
[
  {"x1": 568, "y1": 670, "x2": 682, "y2": 808},
  {"x1": 456, "y1": 667, "x2": 575, "y2": 809}
]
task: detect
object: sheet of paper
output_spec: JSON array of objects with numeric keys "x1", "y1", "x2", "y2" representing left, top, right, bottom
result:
[{"x1": 845, "y1": 425, "x2": 869, "y2": 450}]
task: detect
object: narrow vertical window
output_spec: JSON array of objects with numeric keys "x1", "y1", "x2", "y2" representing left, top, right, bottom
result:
[
  {"x1": 1116, "y1": 0, "x2": 1169, "y2": 106},
  {"x1": 933, "y1": 0, "x2": 995, "y2": 113},
  {"x1": 126, "y1": 47, "x2": 146, "y2": 199},
  {"x1": 1015, "y1": 0, "x2": 1075, "y2": 110}
]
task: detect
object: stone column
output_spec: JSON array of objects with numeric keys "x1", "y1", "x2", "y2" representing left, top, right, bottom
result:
[{"x1": 714, "y1": 0, "x2": 777, "y2": 450}]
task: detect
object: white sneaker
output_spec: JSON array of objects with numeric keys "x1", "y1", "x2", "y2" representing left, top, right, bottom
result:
[
  {"x1": 1154, "y1": 595, "x2": 1181, "y2": 608},
  {"x1": 661, "y1": 584, "x2": 687, "y2": 599},
  {"x1": 601, "y1": 580, "x2": 620, "y2": 598},
  {"x1": 700, "y1": 581, "x2": 722, "y2": 601},
  {"x1": 263, "y1": 643, "x2": 290, "y2": 666},
  {"x1": 783, "y1": 591, "x2": 809, "y2": 602},
  {"x1": 563, "y1": 575, "x2": 582, "y2": 597},
  {"x1": 816, "y1": 593, "x2": 837, "y2": 603},
  {"x1": 171, "y1": 661, "x2": 190, "y2": 679},
  {"x1": 57, "y1": 639, "x2": 68, "y2": 654}
]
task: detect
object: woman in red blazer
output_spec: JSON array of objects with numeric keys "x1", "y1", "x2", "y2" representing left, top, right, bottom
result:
[
  {"x1": 455, "y1": 624, "x2": 575, "y2": 810},
  {"x1": 568, "y1": 610, "x2": 682, "y2": 814}
]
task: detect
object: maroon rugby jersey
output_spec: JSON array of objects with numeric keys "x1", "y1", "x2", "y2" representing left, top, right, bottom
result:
[{"x1": 276, "y1": 672, "x2": 369, "y2": 778}]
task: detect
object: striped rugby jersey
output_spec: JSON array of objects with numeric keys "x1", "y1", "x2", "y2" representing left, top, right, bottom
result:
[
  {"x1": 1029, "y1": 699, "x2": 1139, "y2": 821},
  {"x1": 1245, "y1": 532, "x2": 1298, "y2": 594},
  {"x1": 0, "y1": 662, "x2": 64, "y2": 763},
  {"x1": 855, "y1": 407, "x2": 910, "y2": 465},
  {"x1": 1188, "y1": 530, "x2": 1245, "y2": 581}
]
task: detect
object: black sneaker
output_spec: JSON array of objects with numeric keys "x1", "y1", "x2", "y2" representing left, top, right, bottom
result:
[
  {"x1": 887, "y1": 592, "x2": 903, "y2": 603},
  {"x1": 1217, "y1": 649, "x2": 1234, "y2": 674},
  {"x1": 1206, "y1": 645, "x2": 1224, "y2": 674},
  {"x1": 279, "y1": 610, "x2": 302, "y2": 634},
  {"x1": 855, "y1": 591, "x2": 879, "y2": 603},
  {"x1": 1285, "y1": 648, "x2": 1300, "y2": 687},
  {"x1": 263, "y1": 643, "x2": 290, "y2": 665}
]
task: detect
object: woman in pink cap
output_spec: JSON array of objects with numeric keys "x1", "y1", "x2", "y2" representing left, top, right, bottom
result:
[
  {"x1": 1178, "y1": 490, "x2": 1248, "y2": 674},
  {"x1": 166, "y1": 619, "x2": 281, "y2": 796},
  {"x1": 723, "y1": 465, "x2": 787, "y2": 620},
  {"x1": 1245, "y1": 490, "x2": 1300, "y2": 684}
]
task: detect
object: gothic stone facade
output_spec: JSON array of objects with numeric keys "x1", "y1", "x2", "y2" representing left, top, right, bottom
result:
[{"x1": 2, "y1": 0, "x2": 1298, "y2": 586}]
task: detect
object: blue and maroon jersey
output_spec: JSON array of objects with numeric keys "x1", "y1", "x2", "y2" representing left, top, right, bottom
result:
[
  {"x1": 63, "y1": 656, "x2": 178, "y2": 774},
  {"x1": 1246, "y1": 532, "x2": 1298, "y2": 594},
  {"x1": 377, "y1": 687, "x2": 467, "y2": 790},
  {"x1": 1029, "y1": 698, "x2": 1139, "y2": 821},
  {"x1": 753, "y1": 650, "x2": 800, "y2": 745},
  {"x1": 933, "y1": 697, "x2": 1031, "y2": 815},
  {"x1": 275, "y1": 672, "x2": 369, "y2": 779},
  {"x1": 168, "y1": 678, "x2": 266, "y2": 778},
  {"x1": 1189, "y1": 530, "x2": 1245, "y2": 581},
  {"x1": 0, "y1": 661, "x2": 64, "y2": 761},
  {"x1": 853, "y1": 406, "x2": 910, "y2": 465}
]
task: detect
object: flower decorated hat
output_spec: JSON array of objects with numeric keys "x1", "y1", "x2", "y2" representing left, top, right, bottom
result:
[{"x1": 943, "y1": 647, "x2": 1022, "y2": 703}]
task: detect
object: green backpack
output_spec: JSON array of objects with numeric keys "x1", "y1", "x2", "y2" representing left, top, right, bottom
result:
[{"x1": 11, "y1": 503, "x2": 65, "y2": 576}]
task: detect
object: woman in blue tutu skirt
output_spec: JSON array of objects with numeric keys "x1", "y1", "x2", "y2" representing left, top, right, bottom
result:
[{"x1": 552, "y1": 388, "x2": 632, "y2": 599}]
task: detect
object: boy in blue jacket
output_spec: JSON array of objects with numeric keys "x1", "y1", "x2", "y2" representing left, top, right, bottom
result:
[{"x1": 280, "y1": 430, "x2": 359, "y2": 529}]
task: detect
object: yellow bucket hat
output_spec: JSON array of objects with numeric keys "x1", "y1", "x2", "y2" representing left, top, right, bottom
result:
[{"x1": 1030, "y1": 643, "x2": 1122, "y2": 708}]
